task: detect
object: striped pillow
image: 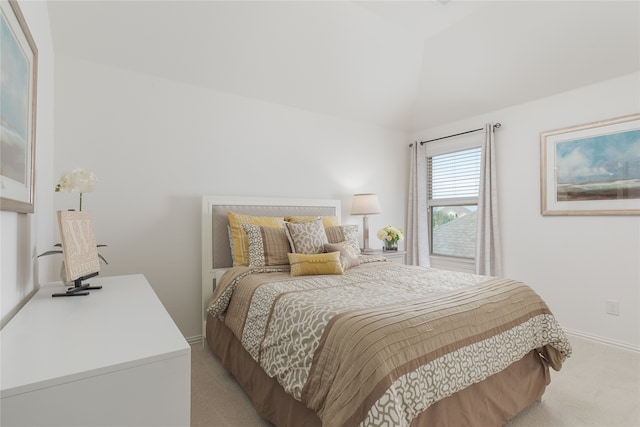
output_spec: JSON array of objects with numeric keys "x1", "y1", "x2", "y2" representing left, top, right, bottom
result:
[
  {"x1": 227, "y1": 212, "x2": 284, "y2": 266},
  {"x1": 325, "y1": 225, "x2": 360, "y2": 255},
  {"x1": 242, "y1": 224, "x2": 291, "y2": 266},
  {"x1": 284, "y1": 215, "x2": 340, "y2": 228}
]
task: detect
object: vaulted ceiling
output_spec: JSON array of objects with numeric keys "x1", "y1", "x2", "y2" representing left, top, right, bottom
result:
[{"x1": 48, "y1": 1, "x2": 640, "y2": 132}]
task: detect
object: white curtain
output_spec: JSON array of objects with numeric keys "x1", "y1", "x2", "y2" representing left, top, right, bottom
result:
[
  {"x1": 475, "y1": 124, "x2": 503, "y2": 276},
  {"x1": 406, "y1": 142, "x2": 429, "y2": 267}
]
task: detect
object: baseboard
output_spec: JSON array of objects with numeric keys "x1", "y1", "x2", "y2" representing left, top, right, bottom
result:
[
  {"x1": 564, "y1": 328, "x2": 639, "y2": 353},
  {"x1": 186, "y1": 335, "x2": 203, "y2": 346}
]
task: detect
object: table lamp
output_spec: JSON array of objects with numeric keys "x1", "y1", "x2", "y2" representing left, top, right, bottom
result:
[{"x1": 350, "y1": 193, "x2": 382, "y2": 253}]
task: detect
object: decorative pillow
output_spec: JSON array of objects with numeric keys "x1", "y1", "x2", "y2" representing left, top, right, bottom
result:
[
  {"x1": 227, "y1": 212, "x2": 284, "y2": 266},
  {"x1": 324, "y1": 242, "x2": 360, "y2": 269},
  {"x1": 325, "y1": 225, "x2": 360, "y2": 255},
  {"x1": 284, "y1": 215, "x2": 340, "y2": 228},
  {"x1": 227, "y1": 225, "x2": 234, "y2": 257},
  {"x1": 242, "y1": 224, "x2": 291, "y2": 266},
  {"x1": 284, "y1": 218, "x2": 329, "y2": 254},
  {"x1": 288, "y1": 252, "x2": 344, "y2": 276}
]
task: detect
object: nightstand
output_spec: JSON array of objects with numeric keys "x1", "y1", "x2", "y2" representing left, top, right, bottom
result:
[
  {"x1": 382, "y1": 250, "x2": 407, "y2": 265},
  {"x1": 362, "y1": 249, "x2": 407, "y2": 265}
]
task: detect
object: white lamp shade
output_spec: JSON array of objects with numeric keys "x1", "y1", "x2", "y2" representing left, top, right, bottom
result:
[{"x1": 350, "y1": 193, "x2": 382, "y2": 215}]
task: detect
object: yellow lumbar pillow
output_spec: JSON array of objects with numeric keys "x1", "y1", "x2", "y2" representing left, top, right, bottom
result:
[{"x1": 288, "y1": 251, "x2": 344, "y2": 276}]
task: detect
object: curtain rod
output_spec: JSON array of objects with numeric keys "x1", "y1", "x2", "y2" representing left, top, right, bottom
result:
[{"x1": 410, "y1": 123, "x2": 501, "y2": 147}]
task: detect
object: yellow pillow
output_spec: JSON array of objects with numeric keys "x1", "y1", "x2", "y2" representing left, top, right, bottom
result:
[
  {"x1": 228, "y1": 212, "x2": 284, "y2": 266},
  {"x1": 284, "y1": 215, "x2": 340, "y2": 228},
  {"x1": 288, "y1": 252, "x2": 344, "y2": 276}
]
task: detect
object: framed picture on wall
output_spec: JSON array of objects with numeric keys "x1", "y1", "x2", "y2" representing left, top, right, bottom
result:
[
  {"x1": 0, "y1": 0, "x2": 38, "y2": 213},
  {"x1": 540, "y1": 113, "x2": 640, "y2": 216}
]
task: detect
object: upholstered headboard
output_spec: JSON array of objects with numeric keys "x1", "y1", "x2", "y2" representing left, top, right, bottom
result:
[{"x1": 201, "y1": 195, "x2": 341, "y2": 336}]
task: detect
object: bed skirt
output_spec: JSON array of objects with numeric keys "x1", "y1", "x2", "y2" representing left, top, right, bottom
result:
[{"x1": 206, "y1": 314, "x2": 550, "y2": 427}]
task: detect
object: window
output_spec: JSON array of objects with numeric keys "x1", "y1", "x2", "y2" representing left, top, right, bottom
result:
[{"x1": 427, "y1": 146, "x2": 481, "y2": 259}]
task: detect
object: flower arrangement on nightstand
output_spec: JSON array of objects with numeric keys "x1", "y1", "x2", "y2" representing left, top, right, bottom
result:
[{"x1": 377, "y1": 226, "x2": 404, "y2": 251}]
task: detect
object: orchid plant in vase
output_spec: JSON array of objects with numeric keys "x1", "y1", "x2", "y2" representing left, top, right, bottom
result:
[
  {"x1": 55, "y1": 168, "x2": 97, "y2": 211},
  {"x1": 38, "y1": 169, "x2": 108, "y2": 277}
]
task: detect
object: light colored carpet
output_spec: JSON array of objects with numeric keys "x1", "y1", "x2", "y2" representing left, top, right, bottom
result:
[{"x1": 191, "y1": 335, "x2": 640, "y2": 426}]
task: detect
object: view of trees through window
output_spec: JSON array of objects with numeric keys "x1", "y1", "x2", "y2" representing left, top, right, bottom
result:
[
  {"x1": 430, "y1": 205, "x2": 477, "y2": 258},
  {"x1": 427, "y1": 147, "x2": 481, "y2": 259}
]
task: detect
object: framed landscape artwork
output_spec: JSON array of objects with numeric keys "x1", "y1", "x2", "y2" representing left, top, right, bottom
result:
[
  {"x1": 541, "y1": 113, "x2": 640, "y2": 216},
  {"x1": 0, "y1": 0, "x2": 38, "y2": 213}
]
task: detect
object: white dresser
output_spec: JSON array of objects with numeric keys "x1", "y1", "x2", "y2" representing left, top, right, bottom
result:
[{"x1": 1, "y1": 274, "x2": 191, "y2": 427}]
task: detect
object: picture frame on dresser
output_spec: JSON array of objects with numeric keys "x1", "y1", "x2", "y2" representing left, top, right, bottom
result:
[
  {"x1": 54, "y1": 210, "x2": 102, "y2": 297},
  {"x1": 0, "y1": 0, "x2": 38, "y2": 213}
]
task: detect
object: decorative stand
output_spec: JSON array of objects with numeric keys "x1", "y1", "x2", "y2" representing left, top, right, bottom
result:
[{"x1": 52, "y1": 272, "x2": 102, "y2": 297}]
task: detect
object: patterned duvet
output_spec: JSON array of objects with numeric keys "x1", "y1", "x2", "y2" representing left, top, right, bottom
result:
[{"x1": 207, "y1": 260, "x2": 571, "y2": 427}]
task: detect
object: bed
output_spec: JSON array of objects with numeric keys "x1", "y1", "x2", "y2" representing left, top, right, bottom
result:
[{"x1": 201, "y1": 195, "x2": 571, "y2": 427}]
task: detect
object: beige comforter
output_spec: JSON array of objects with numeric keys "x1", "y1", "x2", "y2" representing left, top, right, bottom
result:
[{"x1": 207, "y1": 261, "x2": 571, "y2": 427}]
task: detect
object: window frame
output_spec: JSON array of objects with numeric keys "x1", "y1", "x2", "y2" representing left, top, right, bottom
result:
[{"x1": 425, "y1": 134, "x2": 483, "y2": 270}]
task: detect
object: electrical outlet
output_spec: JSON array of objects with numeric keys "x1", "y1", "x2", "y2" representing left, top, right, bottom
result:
[{"x1": 606, "y1": 300, "x2": 620, "y2": 316}]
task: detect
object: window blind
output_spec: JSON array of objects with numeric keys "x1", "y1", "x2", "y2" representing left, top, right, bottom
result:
[{"x1": 427, "y1": 147, "x2": 481, "y2": 199}]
